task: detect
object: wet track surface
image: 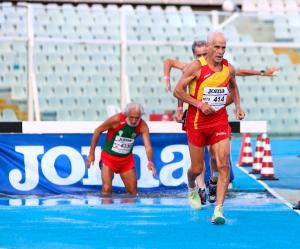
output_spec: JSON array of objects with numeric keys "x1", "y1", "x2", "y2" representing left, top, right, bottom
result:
[{"x1": 0, "y1": 138, "x2": 300, "y2": 249}]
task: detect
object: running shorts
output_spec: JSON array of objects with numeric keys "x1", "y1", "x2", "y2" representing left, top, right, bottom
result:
[
  {"x1": 186, "y1": 123, "x2": 231, "y2": 147},
  {"x1": 100, "y1": 150, "x2": 135, "y2": 174}
]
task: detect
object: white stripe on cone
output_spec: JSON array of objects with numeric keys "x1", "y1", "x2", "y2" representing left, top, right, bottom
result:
[
  {"x1": 244, "y1": 147, "x2": 252, "y2": 153},
  {"x1": 260, "y1": 168, "x2": 274, "y2": 174}
]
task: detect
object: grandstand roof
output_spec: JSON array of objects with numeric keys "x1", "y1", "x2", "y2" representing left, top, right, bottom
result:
[{"x1": 7, "y1": 0, "x2": 242, "y2": 7}]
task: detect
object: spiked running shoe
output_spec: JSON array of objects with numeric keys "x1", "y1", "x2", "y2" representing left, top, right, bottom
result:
[
  {"x1": 208, "y1": 180, "x2": 217, "y2": 203},
  {"x1": 198, "y1": 188, "x2": 207, "y2": 205},
  {"x1": 211, "y1": 205, "x2": 226, "y2": 225},
  {"x1": 188, "y1": 188, "x2": 202, "y2": 209}
]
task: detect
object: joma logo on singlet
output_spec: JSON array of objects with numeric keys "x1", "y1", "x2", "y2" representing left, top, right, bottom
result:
[
  {"x1": 117, "y1": 137, "x2": 133, "y2": 143},
  {"x1": 208, "y1": 88, "x2": 225, "y2": 94}
]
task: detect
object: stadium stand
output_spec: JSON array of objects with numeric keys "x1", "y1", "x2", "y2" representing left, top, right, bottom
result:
[{"x1": 0, "y1": 1, "x2": 299, "y2": 134}]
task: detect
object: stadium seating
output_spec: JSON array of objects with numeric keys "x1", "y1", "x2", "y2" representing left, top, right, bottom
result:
[
  {"x1": 0, "y1": 2, "x2": 299, "y2": 134},
  {"x1": 0, "y1": 108, "x2": 18, "y2": 121}
]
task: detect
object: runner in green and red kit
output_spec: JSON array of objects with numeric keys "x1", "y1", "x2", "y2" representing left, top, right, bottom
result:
[{"x1": 87, "y1": 102, "x2": 156, "y2": 196}]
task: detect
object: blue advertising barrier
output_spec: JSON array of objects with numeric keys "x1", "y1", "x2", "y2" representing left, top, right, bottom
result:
[{"x1": 0, "y1": 133, "x2": 233, "y2": 195}]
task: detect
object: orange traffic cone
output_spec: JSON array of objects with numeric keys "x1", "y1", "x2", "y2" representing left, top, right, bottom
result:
[
  {"x1": 250, "y1": 134, "x2": 263, "y2": 174},
  {"x1": 238, "y1": 133, "x2": 253, "y2": 167},
  {"x1": 293, "y1": 201, "x2": 300, "y2": 210},
  {"x1": 258, "y1": 137, "x2": 278, "y2": 180}
]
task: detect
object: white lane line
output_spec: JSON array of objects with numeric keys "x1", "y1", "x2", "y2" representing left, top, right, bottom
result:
[{"x1": 237, "y1": 166, "x2": 300, "y2": 215}]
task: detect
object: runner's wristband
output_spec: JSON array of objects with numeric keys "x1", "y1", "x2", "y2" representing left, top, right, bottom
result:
[
  {"x1": 164, "y1": 76, "x2": 170, "y2": 80},
  {"x1": 148, "y1": 160, "x2": 153, "y2": 164},
  {"x1": 197, "y1": 102, "x2": 203, "y2": 109},
  {"x1": 177, "y1": 107, "x2": 183, "y2": 112}
]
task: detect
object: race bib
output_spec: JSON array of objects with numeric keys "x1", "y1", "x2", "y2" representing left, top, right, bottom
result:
[
  {"x1": 202, "y1": 87, "x2": 228, "y2": 111},
  {"x1": 112, "y1": 136, "x2": 134, "y2": 154}
]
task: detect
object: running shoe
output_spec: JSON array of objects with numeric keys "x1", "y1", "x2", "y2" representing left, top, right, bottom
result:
[
  {"x1": 208, "y1": 179, "x2": 217, "y2": 203},
  {"x1": 198, "y1": 188, "x2": 207, "y2": 205},
  {"x1": 211, "y1": 205, "x2": 226, "y2": 224},
  {"x1": 188, "y1": 187, "x2": 202, "y2": 209}
]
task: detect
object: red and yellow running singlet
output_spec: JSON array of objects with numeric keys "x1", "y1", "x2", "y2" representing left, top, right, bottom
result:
[{"x1": 186, "y1": 56, "x2": 231, "y2": 130}]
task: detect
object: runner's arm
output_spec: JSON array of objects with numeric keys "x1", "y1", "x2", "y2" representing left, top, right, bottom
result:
[
  {"x1": 140, "y1": 121, "x2": 156, "y2": 176},
  {"x1": 173, "y1": 61, "x2": 215, "y2": 115},
  {"x1": 173, "y1": 60, "x2": 201, "y2": 108},
  {"x1": 236, "y1": 66, "x2": 279, "y2": 77},
  {"x1": 228, "y1": 64, "x2": 245, "y2": 120},
  {"x1": 163, "y1": 58, "x2": 187, "y2": 92},
  {"x1": 86, "y1": 114, "x2": 120, "y2": 167}
]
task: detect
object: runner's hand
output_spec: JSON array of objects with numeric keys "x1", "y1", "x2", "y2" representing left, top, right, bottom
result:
[
  {"x1": 174, "y1": 109, "x2": 184, "y2": 122},
  {"x1": 148, "y1": 161, "x2": 156, "y2": 177},
  {"x1": 236, "y1": 107, "x2": 245, "y2": 120},
  {"x1": 86, "y1": 153, "x2": 95, "y2": 168},
  {"x1": 264, "y1": 66, "x2": 279, "y2": 76},
  {"x1": 200, "y1": 102, "x2": 215, "y2": 115}
]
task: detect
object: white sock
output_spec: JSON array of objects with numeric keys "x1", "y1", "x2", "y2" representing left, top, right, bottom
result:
[{"x1": 188, "y1": 185, "x2": 199, "y2": 191}]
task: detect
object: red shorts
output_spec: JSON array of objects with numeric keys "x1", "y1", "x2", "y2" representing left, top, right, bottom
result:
[
  {"x1": 101, "y1": 150, "x2": 135, "y2": 174},
  {"x1": 186, "y1": 123, "x2": 231, "y2": 147}
]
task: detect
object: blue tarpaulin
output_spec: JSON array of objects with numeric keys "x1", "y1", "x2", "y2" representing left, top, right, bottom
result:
[{"x1": 0, "y1": 133, "x2": 233, "y2": 195}]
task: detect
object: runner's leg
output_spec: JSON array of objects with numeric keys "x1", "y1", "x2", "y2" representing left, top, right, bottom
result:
[
  {"x1": 101, "y1": 164, "x2": 114, "y2": 196},
  {"x1": 120, "y1": 168, "x2": 137, "y2": 196},
  {"x1": 210, "y1": 138, "x2": 230, "y2": 206}
]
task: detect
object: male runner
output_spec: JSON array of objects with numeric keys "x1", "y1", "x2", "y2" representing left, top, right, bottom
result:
[
  {"x1": 173, "y1": 31, "x2": 245, "y2": 224},
  {"x1": 87, "y1": 102, "x2": 156, "y2": 196},
  {"x1": 164, "y1": 39, "x2": 278, "y2": 205}
]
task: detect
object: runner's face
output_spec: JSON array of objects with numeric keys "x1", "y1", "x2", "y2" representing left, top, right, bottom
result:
[
  {"x1": 194, "y1": 46, "x2": 207, "y2": 59},
  {"x1": 126, "y1": 109, "x2": 141, "y2": 127},
  {"x1": 208, "y1": 36, "x2": 226, "y2": 63}
]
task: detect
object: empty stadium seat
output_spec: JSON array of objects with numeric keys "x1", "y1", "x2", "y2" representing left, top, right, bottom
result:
[
  {"x1": 0, "y1": 108, "x2": 18, "y2": 121},
  {"x1": 0, "y1": 2, "x2": 299, "y2": 134}
]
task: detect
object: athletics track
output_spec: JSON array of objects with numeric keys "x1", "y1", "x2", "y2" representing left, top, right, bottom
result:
[{"x1": 0, "y1": 137, "x2": 299, "y2": 249}]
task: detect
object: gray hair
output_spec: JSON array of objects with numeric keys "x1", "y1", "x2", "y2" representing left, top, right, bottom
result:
[
  {"x1": 124, "y1": 102, "x2": 144, "y2": 116},
  {"x1": 207, "y1": 31, "x2": 226, "y2": 44},
  {"x1": 192, "y1": 40, "x2": 207, "y2": 55}
]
